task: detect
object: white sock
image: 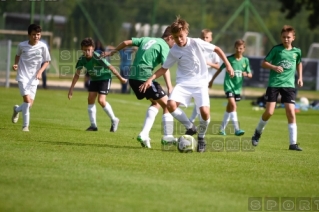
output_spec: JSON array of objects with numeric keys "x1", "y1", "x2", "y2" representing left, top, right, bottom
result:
[
  {"x1": 189, "y1": 106, "x2": 198, "y2": 123},
  {"x1": 229, "y1": 111, "x2": 239, "y2": 131},
  {"x1": 171, "y1": 107, "x2": 192, "y2": 129},
  {"x1": 88, "y1": 104, "x2": 97, "y2": 127},
  {"x1": 256, "y1": 117, "x2": 267, "y2": 133},
  {"x1": 288, "y1": 123, "x2": 297, "y2": 145},
  {"x1": 16, "y1": 104, "x2": 23, "y2": 112},
  {"x1": 22, "y1": 102, "x2": 30, "y2": 127},
  {"x1": 220, "y1": 112, "x2": 230, "y2": 131},
  {"x1": 162, "y1": 113, "x2": 174, "y2": 136},
  {"x1": 198, "y1": 118, "x2": 210, "y2": 138},
  {"x1": 103, "y1": 102, "x2": 116, "y2": 120},
  {"x1": 140, "y1": 106, "x2": 158, "y2": 137}
]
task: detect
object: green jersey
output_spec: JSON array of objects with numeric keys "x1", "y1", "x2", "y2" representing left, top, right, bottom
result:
[
  {"x1": 220, "y1": 54, "x2": 251, "y2": 94},
  {"x1": 76, "y1": 52, "x2": 112, "y2": 81},
  {"x1": 265, "y1": 44, "x2": 302, "y2": 87},
  {"x1": 130, "y1": 37, "x2": 169, "y2": 81}
]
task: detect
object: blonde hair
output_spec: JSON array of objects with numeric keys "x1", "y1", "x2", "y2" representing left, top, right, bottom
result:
[
  {"x1": 201, "y1": 29, "x2": 212, "y2": 39},
  {"x1": 170, "y1": 16, "x2": 189, "y2": 34}
]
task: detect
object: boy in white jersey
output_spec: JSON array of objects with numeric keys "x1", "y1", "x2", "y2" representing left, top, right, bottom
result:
[
  {"x1": 140, "y1": 17, "x2": 234, "y2": 152},
  {"x1": 251, "y1": 25, "x2": 303, "y2": 151},
  {"x1": 210, "y1": 39, "x2": 252, "y2": 136},
  {"x1": 189, "y1": 29, "x2": 220, "y2": 123},
  {"x1": 11, "y1": 24, "x2": 51, "y2": 131}
]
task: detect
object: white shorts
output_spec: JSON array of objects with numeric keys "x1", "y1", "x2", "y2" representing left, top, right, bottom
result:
[
  {"x1": 18, "y1": 82, "x2": 37, "y2": 100},
  {"x1": 169, "y1": 84, "x2": 210, "y2": 109}
]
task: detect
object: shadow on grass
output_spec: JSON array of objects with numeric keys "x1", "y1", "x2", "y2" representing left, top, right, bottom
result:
[{"x1": 37, "y1": 140, "x2": 162, "y2": 151}]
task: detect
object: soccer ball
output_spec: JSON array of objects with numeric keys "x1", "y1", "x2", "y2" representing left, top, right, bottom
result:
[{"x1": 177, "y1": 135, "x2": 197, "y2": 153}]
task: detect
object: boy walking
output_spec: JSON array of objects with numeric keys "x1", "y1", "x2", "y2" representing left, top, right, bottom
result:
[
  {"x1": 68, "y1": 38, "x2": 127, "y2": 132},
  {"x1": 102, "y1": 27, "x2": 176, "y2": 149},
  {"x1": 140, "y1": 17, "x2": 234, "y2": 152},
  {"x1": 251, "y1": 25, "x2": 303, "y2": 151},
  {"x1": 11, "y1": 24, "x2": 51, "y2": 131},
  {"x1": 210, "y1": 39, "x2": 252, "y2": 136},
  {"x1": 189, "y1": 29, "x2": 220, "y2": 123}
]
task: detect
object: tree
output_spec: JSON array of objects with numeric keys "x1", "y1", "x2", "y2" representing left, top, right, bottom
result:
[{"x1": 278, "y1": 0, "x2": 319, "y2": 30}]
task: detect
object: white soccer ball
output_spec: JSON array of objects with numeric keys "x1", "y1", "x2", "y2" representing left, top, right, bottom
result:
[{"x1": 177, "y1": 135, "x2": 197, "y2": 153}]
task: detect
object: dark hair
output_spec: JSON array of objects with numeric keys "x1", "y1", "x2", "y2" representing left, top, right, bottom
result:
[
  {"x1": 234, "y1": 39, "x2": 245, "y2": 47},
  {"x1": 170, "y1": 16, "x2": 189, "y2": 34},
  {"x1": 28, "y1": 24, "x2": 41, "y2": 35},
  {"x1": 81, "y1": 37, "x2": 95, "y2": 48},
  {"x1": 281, "y1": 25, "x2": 295, "y2": 36},
  {"x1": 161, "y1": 26, "x2": 172, "y2": 38}
]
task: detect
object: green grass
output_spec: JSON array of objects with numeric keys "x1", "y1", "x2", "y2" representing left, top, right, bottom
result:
[{"x1": 1, "y1": 87, "x2": 319, "y2": 212}]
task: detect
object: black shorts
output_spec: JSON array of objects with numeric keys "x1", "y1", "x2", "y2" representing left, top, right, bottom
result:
[
  {"x1": 225, "y1": 92, "x2": 241, "y2": 102},
  {"x1": 129, "y1": 79, "x2": 166, "y2": 100},
  {"x1": 265, "y1": 87, "x2": 296, "y2": 104},
  {"x1": 88, "y1": 79, "x2": 111, "y2": 95}
]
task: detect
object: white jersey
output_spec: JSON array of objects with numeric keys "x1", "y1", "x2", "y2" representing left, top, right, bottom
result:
[
  {"x1": 15, "y1": 40, "x2": 51, "y2": 85},
  {"x1": 163, "y1": 37, "x2": 215, "y2": 87},
  {"x1": 205, "y1": 51, "x2": 220, "y2": 81}
]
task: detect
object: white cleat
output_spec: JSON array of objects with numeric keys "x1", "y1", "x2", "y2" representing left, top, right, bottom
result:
[
  {"x1": 22, "y1": 126, "x2": 29, "y2": 132},
  {"x1": 110, "y1": 117, "x2": 119, "y2": 132},
  {"x1": 137, "y1": 135, "x2": 151, "y2": 148},
  {"x1": 12, "y1": 105, "x2": 19, "y2": 123}
]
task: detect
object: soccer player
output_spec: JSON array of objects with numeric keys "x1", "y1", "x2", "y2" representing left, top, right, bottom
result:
[
  {"x1": 139, "y1": 17, "x2": 234, "y2": 152},
  {"x1": 189, "y1": 29, "x2": 220, "y2": 123},
  {"x1": 68, "y1": 37, "x2": 127, "y2": 132},
  {"x1": 101, "y1": 27, "x2": 176, "y2": 148},
  {"x1": 210, "y1": 39, "x2": 252, "y2": 136},
  {"x1": 251, "y1": 25, "x2": 303, "y2": 151},
  {"x1": 11, "y1": 24, "x2": 51, "y2": 131}
]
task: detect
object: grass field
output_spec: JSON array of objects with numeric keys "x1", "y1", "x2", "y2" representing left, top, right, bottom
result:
[{"x1": 1, "y1": 87, "x2": 319, "y2": 212}]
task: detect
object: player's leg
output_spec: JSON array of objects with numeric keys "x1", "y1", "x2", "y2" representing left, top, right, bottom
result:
[
  {"x1": 189, "y1": 104, "x2": 199, "y2": 123},
  {"x1": 167, "y1": 85, "x2": 196, "y2": 135},
  {"x1": 195, "y1": 86, "x2": 210, "y2": 152},
  {"x1": 281, "y1": 88, "x2": 302, "y2": 151},
  {"x1": 228, "y1": 94, "x2": 244, "y2": 136},
  {"x1": 252, "y1": 87, "x2": 277, "y2": 146},
  {"x1": 86, "y1": 81, "x2": 98, "y2": 131},
  {"x1": 97, "y1": 80, "x2": 119, "y2": 132}
]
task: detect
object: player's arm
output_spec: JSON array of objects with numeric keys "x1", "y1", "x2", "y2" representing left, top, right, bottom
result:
[
  {"x1": 209, "y1": 67, "x2": 223, "y2": 88},
  {"x1": 36, "y1": 61, "x2": 49, "y2": 80},
  {"x1": 68, "y1": 69, "x2": 81, "y2": 100},
  {"x1": 207, "y1": 61, "x2": 220, "y2": 70},
  {"x1": 262, "y1": 60, "x2": 283, "y2": 73},
  {"x1": 139, "y1": 67, "x2": 168, "y2": 93},
  {"x1": 12, "y1": 55, "x2": 20, "y2": 71},
  {"x1": 163, "y1": 69, "x2": 173, "y2": 95},
  {"x1": 214, "y1": 46, "x2": 234, "y2": 77},
  {"x1": 101, "y1": 40, "x2": 133, "y2": 57},
  {"x1": 107, "y1": 64, "x2": 127, "y2": 84},
  {"x1": 296, "y1": 62, "x2": 303, "y2": 87}
]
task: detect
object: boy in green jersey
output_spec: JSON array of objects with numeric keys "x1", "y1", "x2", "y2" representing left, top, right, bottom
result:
[
  {"x1": 251, "y1": 25, "x2": 303, "y2": 151},
  {"x1": 102, "y1": 27, "x2": 176, "y2": 148},
  {"x1": 210, "y1": 39, "x2": 252, "y2": 136},
  {"x1": 68, "y1": 38, "x2": 127, "y2": 132}
]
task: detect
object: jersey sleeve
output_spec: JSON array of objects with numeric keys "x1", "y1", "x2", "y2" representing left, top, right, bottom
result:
[
  {"x1": 196, "y1": 38, "x2": 216, "y2": 53},
  {"x1": 16, "y1": 43, "x2": 22, "y2": 56},
  {"x1": 162, "y1": 51, "x2": 177, "y2": 69},
  {"x1": 75, "y1": 57, "x2": 84, "y2": 70},
  {"x1": 42, "y1": 44, "x2": 51, "y2": 62},
  {"x1": 220, "y1": 62, "x2": 226, "y2": 71},
  {"x1": 296, "y1": 49, "x2": 302, "y2": 64},
  {"x1": 264, "y1": 47, "x2": 276, "y2": 62},
  {"x1": 132, "y1": 37, "x2": 143, "y2": 46},
  {"x1": 160, "y1": 45, "x2": 169, "y2": 65},
  {"x1": 244, "y1": 57, "x2": 252, "y2": 73}
]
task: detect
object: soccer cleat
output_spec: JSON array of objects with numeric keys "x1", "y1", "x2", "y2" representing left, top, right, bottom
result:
[
  {"x1": 197, "y1": 136, "x2": 206, "y2": 153},
  {"x1": 219, "y1": 130, "x2": 226, "y2": 136},
  {"x1": 251, "y1": 129, "x2": 261, "y2": 146},
  {"x1": 110, "y1": 118, "x2": 119, "y2": 132},
  {"x1": 12, "y1": 105, "x2": 19, "y2": 123},
  {"x1": 289, "y1": 144, "x2": 302, "y2": 151},
  {"x1": 137, "y1": 135, "x2": 151, "y2": 148},
  {"x1": 161, "y1": 136, "x2": 178, "y2": 145},
  {"x1": 86, "y1": 126, "x2": 98, "y2": 131},
  {"x1": 185, "y1": 125, "x2": 197, "y2": 136},
  {"x1": 235, "y1": 129, "x2": 245, "y2": 136},
  {"x1": 22, "y1": 126, "x2": 29, "y2": 132}
]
